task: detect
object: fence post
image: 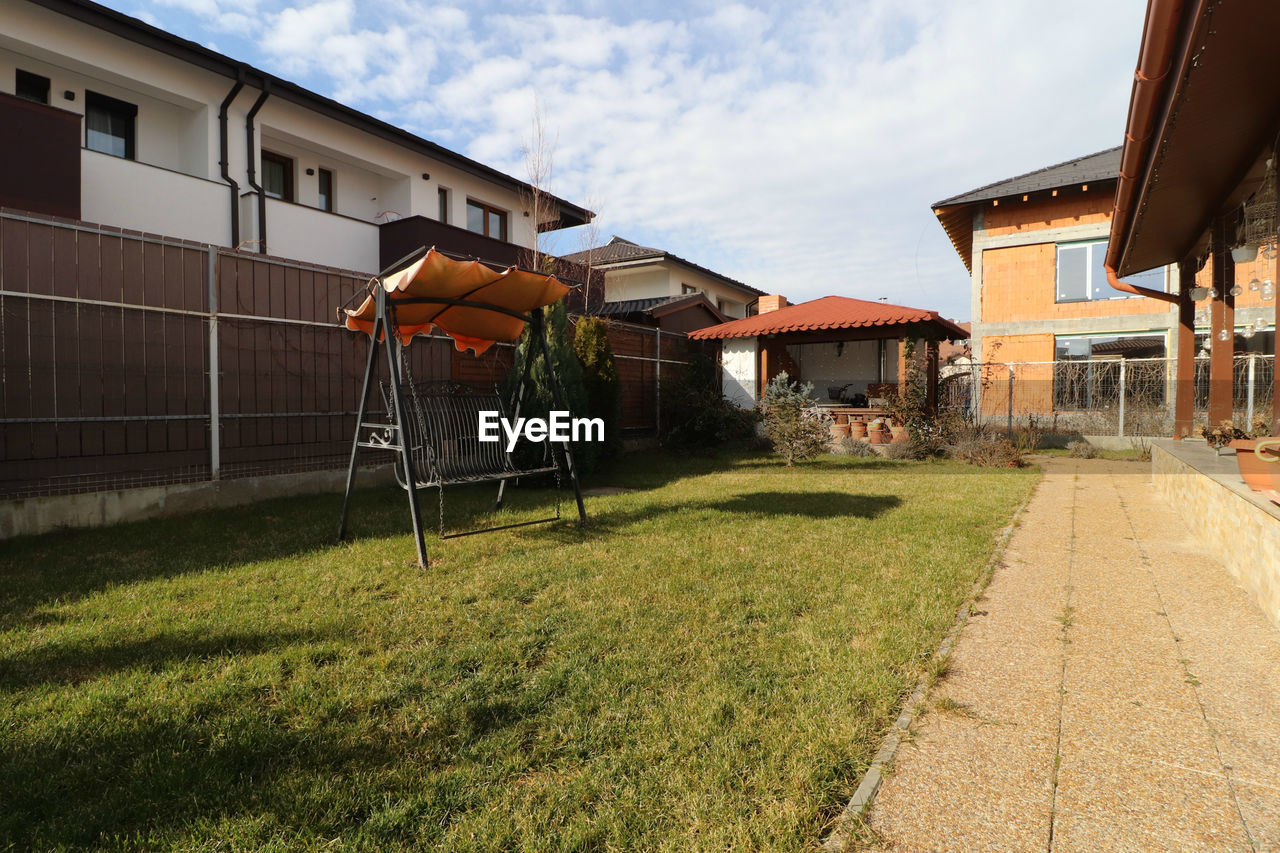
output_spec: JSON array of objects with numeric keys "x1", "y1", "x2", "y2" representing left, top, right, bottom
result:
[
  {"x1": 655, "y1": 328, "x2": 662, "y2": 435},
  {"x1": 207, "y1": 247, "x2": 221, "y2": 481},
  {"x1": 1007, "y1": 364, "x2": 1014, "y2": 436},
  {"x1": 1246, "y1": 353, "x2": 1257, "y2": 425},
  {"x1": 1118, "y1": 357, "x2": 1126, "y2": 438}
]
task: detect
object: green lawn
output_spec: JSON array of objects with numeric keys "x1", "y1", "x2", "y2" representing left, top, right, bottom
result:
[{"x1": 0, "y1": 452, "x2": 1037, "y2": 851}]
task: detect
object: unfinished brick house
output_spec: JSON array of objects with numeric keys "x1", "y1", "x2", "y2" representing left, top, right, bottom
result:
[{"x1": 933, "y1": 148, "x2": 1275, "y2": 429}]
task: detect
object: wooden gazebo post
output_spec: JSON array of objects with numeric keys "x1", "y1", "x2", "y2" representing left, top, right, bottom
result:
[
  {"x1": 1208, "y1": 216, "x2": 1236, "y2": 426},
  {"x1": 1174, "y1": 259, "x2": 1197, "y2": 437}
]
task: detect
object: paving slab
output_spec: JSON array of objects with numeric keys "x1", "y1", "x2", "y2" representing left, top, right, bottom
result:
[{"x1": 860, "y1": 457, "x2": 1280, "y2": 852}]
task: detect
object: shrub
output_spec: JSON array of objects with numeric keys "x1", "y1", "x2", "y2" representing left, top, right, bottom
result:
[
  {"x1": 1067, "y1": 439, "x2": 1098, "y2": 458},
  {"x1": 660, "y1": 350, "x2": 759, "y2": 451},
  {"x1": 947, "y1": 426, "x2": 1022, "y2": 467},
  {"x1": 838, "y1": 436, "x2": 877, "y2": 457},
  {"x1": 884, "y1": 439, "x2": 932, "y2": 460},
  {"x1": 761, "y1": 372, "x2": 830, "y2": 466},
  {"x1": 571, "y1": 316, "x2": 623, "y2": 459}
]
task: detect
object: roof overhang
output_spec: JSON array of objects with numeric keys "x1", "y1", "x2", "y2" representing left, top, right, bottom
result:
[{"x1": 1109, "y1": 0, "x2": 1280, "y2": 277}]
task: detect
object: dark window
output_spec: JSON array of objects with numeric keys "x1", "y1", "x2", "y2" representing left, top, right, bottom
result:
[
  {"x1": 682, "y1": 283, "x2": 698, "y2": 295},
  {"x1": 317, "y1": 168, "x2": 333, "y2": 212},
  {"x1": 465, "y1": 199, "x2": 507, "y2": 240},
  {"x1": 438, "y1": 187, "x2": 449, "y2": 224},
  {"x1": 16, "y1": 70, "x2": 50, "y2": 104},
  {"x1": 261, "y1": 150, "x2": 293, "y2": 202},
  {"x1": 1057, "y1": 240, "x2": 1163, "y2": 302},
  {"x1": 85, "y1": 90, "x2": 136, "y2": 159}
]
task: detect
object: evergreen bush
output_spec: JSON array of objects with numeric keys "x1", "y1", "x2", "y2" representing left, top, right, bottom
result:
[{"x1": 761, "y1": 372, "x2": 829, "y2": 466}]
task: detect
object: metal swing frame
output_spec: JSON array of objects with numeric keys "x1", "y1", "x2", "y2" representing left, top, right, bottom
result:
[{"x1": 336, "y1": 254, "x2": 587, "y2": 568}]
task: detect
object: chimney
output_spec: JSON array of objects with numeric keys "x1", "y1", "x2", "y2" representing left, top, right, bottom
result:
[{"x1": 757, "y1": 294, "x2": 788, "y2": 313}]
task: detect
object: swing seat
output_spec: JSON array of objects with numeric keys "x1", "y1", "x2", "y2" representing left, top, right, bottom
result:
[{"x1": 377, "y1": 380, "x2": 559, "y2": 490}]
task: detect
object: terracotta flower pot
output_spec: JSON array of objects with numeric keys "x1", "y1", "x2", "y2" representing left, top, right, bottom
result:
[
  {"x1": 890, "y1": 426, "x2": 909, "y2": 444},
  {"x1": 868, "y1": 428, "x2": 885, "y2": 445},
  {"x1": 829, "y1": 423, "x2": 851, "y2": 441},
  {"x1": 849, "y1": 421, "x2": 867, "y2": 439},
  {"x1": 835, "y1": 413, "x2": 849, "y2": 425},
  {"x1": 1230, "y1": 438, "x2": 1280, "y2": 492}
]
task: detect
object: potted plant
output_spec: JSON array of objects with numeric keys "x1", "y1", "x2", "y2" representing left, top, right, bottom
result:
[
  {"x1": 867, "y1": 418, "x2": 886, "y2": 444},
  {"x1": 1205, "y1": 417, "x2": 1280, "y2": 491}
]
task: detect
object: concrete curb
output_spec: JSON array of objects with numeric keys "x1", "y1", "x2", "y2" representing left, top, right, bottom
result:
[{"x1": 821, "y1": 476, "x2": 1040, "y2": 851}]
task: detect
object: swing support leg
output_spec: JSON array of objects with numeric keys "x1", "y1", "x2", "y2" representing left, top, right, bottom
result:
[
  {"x1": 533, "y1": 308, "x2": 588, "y2": 525},
  {"x1": 384, "y1": 299, "x2": 429, "y2": 569},
  {"x1": 338, "y1": 313, "x2": 381, "y2": 542},
  {"x1": 493, "y1": 339, "x2": 537, "y2": 511}
]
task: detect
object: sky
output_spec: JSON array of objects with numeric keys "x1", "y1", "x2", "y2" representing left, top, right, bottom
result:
[{"x1": 107, "y1": 0, "x2": 1150, "y2": 321}]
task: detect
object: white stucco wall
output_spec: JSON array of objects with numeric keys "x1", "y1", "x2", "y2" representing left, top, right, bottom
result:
[
  {"x1": 672, "y1": 266, "x2": 752, "y2": 318},
  {"x1": 722, "y1": 338, "x2": 758, "y2": 408},
  {"x1": 786, "y1": 341, "x2": 881, "y2": 398},
  {"x1": 81, "y1": 149, "x2": 231, "y2": 245},
  {"x1": 264, "y1": 198, "x2": 380, "y2": 273},
  {"x1": 604, "y1": 267, "x2": 673, "y2": 301},
  {"x1": 0, "y1": 0, "x2": 552, "y2": 270}
]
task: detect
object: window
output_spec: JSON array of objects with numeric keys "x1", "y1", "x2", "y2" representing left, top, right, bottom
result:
[
  {"x1": 438, "y1": 187, "x2": 449, "y2": 224},
  {"x1": 85, "y1": 90, "x2": 136, "y2": 159},
  {"x1": 465, "y1": 199, "x2": 507, "y2": 240},
  {"x1": 15, "y1": 70, "x2": 49, "y2": 104},
  {"x1": 1056, "y1": 240, "x2": 1165, "y2": 302},
  {"x1": 682, "y1": 283, "x2": 698, "y2": 295},
  {"x1": 317, "y1": 168, "x2": 334, "y2": 212},
  {"x1": 261, "y1": 150, "x2": 293, "y2": 202}
]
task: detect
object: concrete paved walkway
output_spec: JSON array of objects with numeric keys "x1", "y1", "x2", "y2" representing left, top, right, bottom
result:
[{"x1": 864, "y1": 458, "x2": 1280, "y2": 852}]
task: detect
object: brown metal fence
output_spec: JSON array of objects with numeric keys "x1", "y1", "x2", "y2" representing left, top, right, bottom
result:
[
  {"x1": 944, "y1": 355, "x2": 1276, "y2": 437},
  {"x1": 0, "y1": 209, "x2": 687, "y2": 501}
]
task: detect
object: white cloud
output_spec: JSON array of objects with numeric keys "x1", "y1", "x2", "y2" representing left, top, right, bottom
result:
[{"x1": 123, "y1": 0, "x2": 1148, "y2": 319}]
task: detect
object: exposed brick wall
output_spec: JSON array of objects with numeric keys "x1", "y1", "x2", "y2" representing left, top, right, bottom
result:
[
  {"x1": 982, "y1": 191, "x2": 1112, "y2": 236},
  {"x1": 980, "y1": 243, "x2": 1172, "y2": 324}
]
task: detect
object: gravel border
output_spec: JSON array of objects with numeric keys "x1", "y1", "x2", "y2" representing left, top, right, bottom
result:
[{"x1": 821, "y1": 481, "x2": 1039, "y2": 851}]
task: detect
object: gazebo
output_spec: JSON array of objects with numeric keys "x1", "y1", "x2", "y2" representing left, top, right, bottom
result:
[{"x1": 687, "y1": 295, "x2": 968, "y2": 410}]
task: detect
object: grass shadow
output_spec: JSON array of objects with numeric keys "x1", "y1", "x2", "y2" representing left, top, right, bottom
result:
[
  {"x1": 693, "y1": 491, "x2": 901, "y2": 519},
  {"x1": 0, "y1": 627, "x2": 340, "y2": 692}
]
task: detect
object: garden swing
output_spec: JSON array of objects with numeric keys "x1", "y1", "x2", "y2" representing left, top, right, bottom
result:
[{"x1": 336, "y1": 246, "x2": 587, "y2": 568}]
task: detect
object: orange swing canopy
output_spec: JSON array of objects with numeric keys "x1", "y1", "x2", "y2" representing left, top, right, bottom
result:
[{"x1": 343, "y1": 249, "x2": 570, "y2": 354}]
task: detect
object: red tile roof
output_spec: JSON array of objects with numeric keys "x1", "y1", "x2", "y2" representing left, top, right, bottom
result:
[{"x1": 687, "y1": 296, "x2": 968, "y2": 340}]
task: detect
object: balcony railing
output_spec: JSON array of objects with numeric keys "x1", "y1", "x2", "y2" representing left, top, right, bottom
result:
[{"x1": 0, "y1": 92, "x2": 81, "y2": 219}]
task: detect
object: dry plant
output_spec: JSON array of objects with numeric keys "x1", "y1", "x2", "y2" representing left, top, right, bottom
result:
[
  {"x1": 572, "y1": 194, "x2": 603, "y2": 314},
  {"x1": 519, "y1": 97, "x2": 558, "y2": 274}
]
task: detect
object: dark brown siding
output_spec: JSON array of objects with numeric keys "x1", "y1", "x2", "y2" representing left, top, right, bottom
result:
[{"x1": 0, "y1": 93, "x2": 81, "y2": 219}]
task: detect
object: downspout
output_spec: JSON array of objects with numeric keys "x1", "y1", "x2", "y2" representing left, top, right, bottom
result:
[
  {"x1": 245, "y1": 83, "x2": 271, "y2": 254},
  {"x1": 1105, "y1": 0, "x2": 1202, "y2": 304},
  {"x1": 218, "y1": 75, "x2": 245, "y2": 248}
]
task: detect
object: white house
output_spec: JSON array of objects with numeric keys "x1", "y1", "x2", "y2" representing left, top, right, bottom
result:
[
  {"x1": 0, "y1": 0, "x2": 591, "y2": 274},
  {"x1": 561, "y1": 236, "x2": 765, "y2": 319}
]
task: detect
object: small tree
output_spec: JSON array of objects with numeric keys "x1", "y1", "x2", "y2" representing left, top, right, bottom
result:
[
  {"x1": 572, "y1": 315, "x2": 622, "y2": 459},
  {"x1": 504, "y1": 302, "x2": 598, "y2": 476},
  {"x1": 761, "y1": 372, "x2": 829, "y2": 466}
]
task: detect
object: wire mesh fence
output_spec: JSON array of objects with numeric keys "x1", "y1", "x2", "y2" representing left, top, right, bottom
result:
[{"x1": 942, "y1": 354, "x2": 1276, "y2": 437}]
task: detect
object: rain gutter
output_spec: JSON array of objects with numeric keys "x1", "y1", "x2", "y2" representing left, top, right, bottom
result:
[
  {"x1": 245, "y1": 84, "x2": 271, "y2": 254},
  {"x1": 217, "y1": 75, "x2": 245, "y2": 248},
  {"x1": 1104, "y1": 0, "x2": 1201, "y2": 304}
]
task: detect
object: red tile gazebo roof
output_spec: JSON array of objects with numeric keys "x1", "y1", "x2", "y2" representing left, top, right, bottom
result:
[{"x1": 686, "y1": 295, "x2": 968, "y2": 341}]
